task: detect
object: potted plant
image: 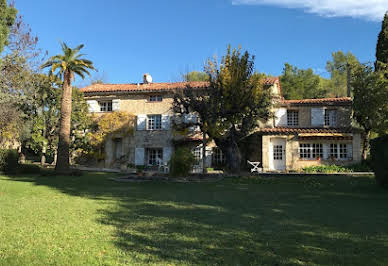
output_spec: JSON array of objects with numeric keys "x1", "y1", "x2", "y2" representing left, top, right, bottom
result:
[{"x1": 136, "y1": 165, "x2": 145, "y2": 176}]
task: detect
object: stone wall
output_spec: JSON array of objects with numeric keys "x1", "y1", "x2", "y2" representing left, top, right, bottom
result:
[{"x1": 262, "y1": 133, "x2": 362, "y2": 171}]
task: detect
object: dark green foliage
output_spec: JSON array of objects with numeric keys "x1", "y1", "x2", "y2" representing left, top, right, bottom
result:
[
  {"x1": 351, "y1": 63, "x2": 388, "y2": 158},
  {"x1": 376, "y1": 13, "x2": 388, "y2": 69},
  {"x1": 280, "y1": 63, "x2": 327, "y2": 99},
  {"x1": 19, "y1": 164, "x2": 41, "y2": 174},
  {"x1": 169, "y1": 147, "x2": 195, "y2": 177},
  {"x1": 173, "y1": 45, "x2": 272, "y2": 173},
  {"x1": 325, "y1": 51, "x2": 359, "y2": 97},
  {"x1": 302, "y1": 163, "x2": 371, "y2": 173},
  {"x1": 370, "y1": 135, "x2": 388, "y2": 188},
  {"x1": 302, "y1": 165, "x2": 352, "y2": 173},
  {"x1": 0, "y1": 0, "x2": 17, "y2": 53},
  {"x1": 0, "y1": 149, "x2": 19, "y2": 173}
]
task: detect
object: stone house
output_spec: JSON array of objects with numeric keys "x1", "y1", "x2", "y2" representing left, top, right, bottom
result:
[{"x1": 80, "y1": 75, "x2": 362, "y2": 172}]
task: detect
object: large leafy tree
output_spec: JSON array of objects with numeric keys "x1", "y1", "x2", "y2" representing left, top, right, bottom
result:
[
  {"x1": 27, "y1": 77, "x2": 91, "y2": 166},
  {"x1": 41, "y1": 43, "x2": 94, "y2": 173},
  {"x1": 351, "y1": 63, "x2": 388, "y2": 159},
  {"x1": 173, "y1": 46, "x2": 272, "y2": 173},
  {"x1": 0, "y1": 0, "x2": 16, "y2": 54},
  {"x1": 280, "y1": 63, "x2": 327, "y2": 100},
  {"x1": 325, "y1": 51, "x2": 359, "y2": 97},
  {"x1": 0, "y1": 13, "x2": 39, "y2": 149},
  {"x1": 376, "y1": 13, "x2": 388, "y2": 72}
]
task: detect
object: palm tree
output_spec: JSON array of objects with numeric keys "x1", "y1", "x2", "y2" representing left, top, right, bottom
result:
[{"x1": 41, "y1": 42, "x2": 94, "y2": 173}]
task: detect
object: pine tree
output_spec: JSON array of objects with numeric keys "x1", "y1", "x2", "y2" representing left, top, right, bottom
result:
[
  {"x1": 376, "y1": 13, "x2": 388, "y2": 70},
  {"x1": 0, "y1": 0, "x2": 17, "y2": 53}
]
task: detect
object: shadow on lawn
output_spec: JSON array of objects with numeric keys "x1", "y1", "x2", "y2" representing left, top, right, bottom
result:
[{"x1": 3, "y1": 173, "x2": 388, "y2": 265}]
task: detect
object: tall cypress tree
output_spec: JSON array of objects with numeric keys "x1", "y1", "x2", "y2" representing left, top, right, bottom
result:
[
  {"x1": 376, "y1": 13, "x2": 388, "y2": 70},
  {"x1": 0, "y1": 0, "x2": 17, "y2": 54}
]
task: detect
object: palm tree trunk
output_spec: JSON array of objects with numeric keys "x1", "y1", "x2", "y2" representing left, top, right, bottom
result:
[{"x1": 55, "y1": 70, "x2": 72, "y2": 174}]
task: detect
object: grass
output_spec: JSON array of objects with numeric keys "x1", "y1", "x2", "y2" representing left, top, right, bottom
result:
[{"x1": 0, "y1": 173, "x2": 387, "y2": 265}]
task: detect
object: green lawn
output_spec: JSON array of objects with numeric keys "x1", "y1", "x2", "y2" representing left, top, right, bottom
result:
[{"x1": 0, "y1": 173, "x2": 387, "y2": 266}]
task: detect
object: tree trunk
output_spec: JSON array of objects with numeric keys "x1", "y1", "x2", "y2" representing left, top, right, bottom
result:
[
  {"x1": 217, "y1": 138, "x2": 241, "y2": 174},
  {"x1": 361, "y1": 130, "x2": 370, "y2": 160},
  {"x1": 55, "y1": 71, "x2": 72, "y2": 174},
  {"x1": 202, "y1": 131, "x2": 207, "y2": 174},
  {"x1": 40, "y1": 144, "x2": 46, "y2": 166}
]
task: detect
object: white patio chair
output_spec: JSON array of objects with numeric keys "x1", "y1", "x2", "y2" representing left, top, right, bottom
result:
[{"x1": 247, "y1": 160, "x2": 262, "y2": 173}]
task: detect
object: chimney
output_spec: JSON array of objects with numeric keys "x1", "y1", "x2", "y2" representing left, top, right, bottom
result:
[{"x1": 143, "y1": 73, "x2": 152, "y2": 84}]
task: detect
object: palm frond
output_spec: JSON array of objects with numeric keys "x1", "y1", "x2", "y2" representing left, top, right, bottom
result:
[{"x1": 42, "y1": 42, "x2": 95, "y2": 83}]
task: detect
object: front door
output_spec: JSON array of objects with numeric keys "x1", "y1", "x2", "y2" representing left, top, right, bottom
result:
[{"x1": 270, "y1": 138, "x2": 286, "y2": 171}]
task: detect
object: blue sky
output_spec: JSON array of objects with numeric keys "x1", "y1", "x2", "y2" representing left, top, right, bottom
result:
[{"x1": 12, "y1": 0, "x2": 386, "y2": 86}]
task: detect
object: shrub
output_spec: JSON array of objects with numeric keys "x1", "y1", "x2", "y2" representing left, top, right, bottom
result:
[
  {"x1": 0, "y1": 149, "x2": 19, "y2": 173},
  {"x1": 345, "y1": 161, "x2": 372, "y2": 172},
  {"x1": 370, "y1": 135, "x2": 388, "y2": 188},
  {"x1": 169, "y1": 147, "x2": 196, "y2": 177},
  {"x1": 302, "y1": 165, "x2": 351, "y2": 173},
  {"x1": 19, "y1": 164, "x2": 41, "y2": 174}
]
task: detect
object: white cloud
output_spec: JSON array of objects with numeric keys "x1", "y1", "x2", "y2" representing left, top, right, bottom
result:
[{"x1": 232, "y1": 0, "x2": 388, "y2": 21}]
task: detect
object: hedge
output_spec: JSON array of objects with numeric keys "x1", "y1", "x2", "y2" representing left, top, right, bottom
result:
[
  {"x1": 370, "y1": 135, "x2": 388, "y2": 188},
  {"x1": 0, "y1": 149, "x2": 19, "y2": 173}
]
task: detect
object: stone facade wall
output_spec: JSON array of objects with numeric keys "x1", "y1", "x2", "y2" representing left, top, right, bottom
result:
[
  {"x1": 86, "y1": 92, "x2": 175, "y2": 167},
  {"x1": 83, "y1": 83, "x2": 359, "y2": 171},
  {"x1": 274, "y1": 105, "x2": 352, "y2": 128},
  {"x1": 261, "y1": 133, "x2": 362, "y2": 171}
]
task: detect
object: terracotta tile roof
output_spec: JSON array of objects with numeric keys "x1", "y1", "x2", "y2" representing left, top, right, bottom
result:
[
  {"x1": 282, "y1": 97, "x2": 352, "y2": 105},
  {"x1": 255, "y1": 127, "x2": 355, "y2": 134},
  {"x1": 299, "y1": 136, "x2": 353, "y2": 141},
  {"x1": 80, "y1": 81, "x2": 209, "y2": 94},
  {"x1": 263, "y1": 77, "x2": 280, "y2": 85},
  {"x1": 80, "y1": 77, "x2": 280, "y2": 94}
]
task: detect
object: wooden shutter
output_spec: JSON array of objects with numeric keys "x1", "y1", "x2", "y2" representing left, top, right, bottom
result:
[
  {"x1": 137, "y1": 115, "x2": 147, "y2": 130},
  {"x1": 163, "y1": 147, "x2": 172, "y2": 164},
  {"x1": 311, "y1": 108, "x2": 324, "y2": 126},
  {"x1": 112, "y1": 99, "x2": 120, "y2": 111},
  {"x1": 162, "y1": 115, "x2": 170, "y2": 130},
  {"x1": 322, "y1": 143, "x2": 329, "y2": 159},
  {"x1": 205, "y1": 148, "x2": 213, "y2": 167},
  {"x1": 135, "y1": 148, "x2": 145, "y2": 166},
  {"x1": 86, "y1": 100, "x2": 99, "y2": 113},
  {"x1": 347, "y1": 144, "x2": 353, "y2": 159},
  {"x1": 274, "y1": 108, "x2": 287, "y2": 126}
]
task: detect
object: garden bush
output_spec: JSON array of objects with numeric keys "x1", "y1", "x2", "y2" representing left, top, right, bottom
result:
[
  {"x1": 370, "y1": 135, "x2": 388, "y2": 188},
  {"x1": 302, "y1": 165, "x2": 351, "y2": 173},
  {"x1": 169, "y1": 147, "x2": 196, "y2": 177},
  {"x1": 19, "y1": 164, "x2": 41, "y2": 174},
  {"x1": 0, "y1": 149, "x2": 19, "y2": 173}
]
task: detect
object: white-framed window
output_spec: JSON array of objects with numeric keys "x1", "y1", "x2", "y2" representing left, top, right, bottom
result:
[
  {"x1": 312, "y1": 143, "x2": 323, "y2": 158},
  {"x1": 99, "y1": 101, "x2": 112, "y2": 112},
  {"x1": 273, "y1": 145, "x2": 283, "y2": 160},
  {"x1": 330, "y1": 143, "x2": 338, "y2": 159},
  {"x1": 329, "y1": 143, "x2": 350, "y2": 160},
  {"x1": 299, "y1": 144, "x2": 311, "y2": 159},
  {"x1": 149, "y1": 95, "x2": 163, "y2": 102},
  {"x1": 299, "y1": 143, "x2": 323, "y2": 159},
  {"x1": 192, "y1": 147, "x2": 202, "y2": 165},
  {"x1": 287, "y1": 110, "x2": 299, "y2": 126},
  {"x1": 324, "y1": 109, "x2": 337, "y2": 127},
  {"x1": 212, "y1": 147, "x2": 226, "y2": 166},
  {"x1": 147, "y1": 148, "x2": 163, "y2": 166},
  {"x1": 339, "y1": 144, "x2": 348, "y2": 159},
  {"x1": 147, "y1": 115, "x2": 162, "y2": 130}
]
